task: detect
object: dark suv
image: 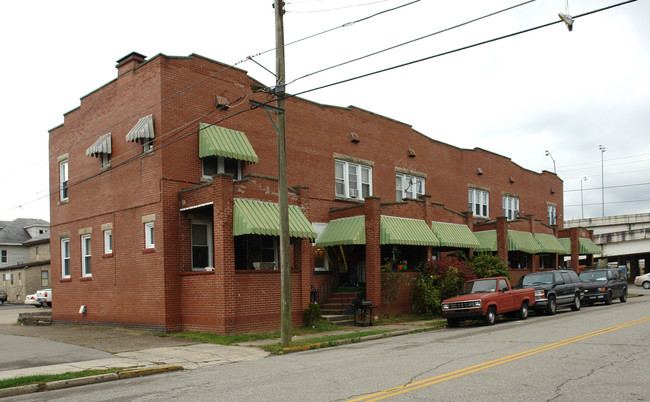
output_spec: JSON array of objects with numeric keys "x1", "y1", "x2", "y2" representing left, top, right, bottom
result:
[
  {"x1": 579, "y1": 268, "x2": 627, "y2": 305},
  {"x1": 0, "y1": 289, "x2": 7, "y2": 305},
  {"x1": 515, "y1": 270, "x2": 583, "y2": 315}
]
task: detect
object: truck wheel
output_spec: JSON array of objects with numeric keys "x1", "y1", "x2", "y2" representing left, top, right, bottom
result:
[
  {"x1": 518, "y1": 302, "x2": 529, "y2": 320},
  {"x1": 605, "y1": 291, "x2": 613, "y2": 305},
  {"x1": 483, "y1": 307, "x2": 496, "y2": 326},
  {"x1": 546, "y1": 295, "x2": 557, "y2": 315},
  {"x1": 570, "y1": 293, "x2": 581, "y2": 311},
  {"x1": 447, "y1": 318, "x2": 460, "y2": 328},
  {"x1": 620, "y1": 289, "x2": 627, "y2": 303}
]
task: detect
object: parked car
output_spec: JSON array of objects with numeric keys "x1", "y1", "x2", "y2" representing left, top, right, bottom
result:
[
  {"x1": 25, "y1": 293, "x2": 42, "y2": 307},
  {"x1": 579, "y1": 268, "x2": 627, "y2": 305},
  {"x1": 514, "y1": 270, "x2": 583, "y2": 315},
  {"x1": 0, "y1": 289, "x2": 7, "y2": 305},
  {"x1": 36, "y1": 289, "x2": 52, "y2": 307},
  {"x1": 441, "y1": 277, "x2": 535, "y2": 327},
  {"x1": 634, "y1": 273, "x2": 650, "y2": 289}
]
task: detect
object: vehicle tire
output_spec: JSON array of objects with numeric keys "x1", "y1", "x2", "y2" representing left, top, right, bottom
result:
[
  {"x1": 447, "y1": 318, "x2": 460, "y2": 328},
  {"x1": 570, "y1": 293, "x2": 581, "y2": 311},
  {"x1": 518, "y1": 302, "x2": 529, "y2": 320},
  {"x1": 0, "y1": 300, "x2": 3, "y2": 306},
  {"x1": 34, "y1": 304, "x2": 41, "y2": 308},
  {"x1": 483, "y1": 307, "x2": 497, "y2": 326},
  {"x1": 546, "y1": 295, "x2": 557, "y2": 315},
  {"x1": 643, "y1": 281, "x2": 650, "y2": 290},
  {"x1": 620, "y1": 289, "x2": 627, "y2": 303},
  {"x1": 45, "y1": 302, "x2": 52, "y2": 308},
  {"x1": 605, "y1": 291, "x2": 613, "y2": 305}
]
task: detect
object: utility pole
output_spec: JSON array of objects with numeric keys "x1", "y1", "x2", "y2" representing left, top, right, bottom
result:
[{"x1": 274, "y1": 0, "x2": 291, "y2": 347}]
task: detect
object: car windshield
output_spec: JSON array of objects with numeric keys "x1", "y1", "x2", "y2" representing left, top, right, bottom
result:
[
  {"x1": 520, "y1": 273, "x2": 553, "y2": 286},
  {"x1": 579, "y1": 271, "x2": 607, "y2": 281},
  {"x1": 462, "y1": 279, "x2": 498, "y2": 294}
]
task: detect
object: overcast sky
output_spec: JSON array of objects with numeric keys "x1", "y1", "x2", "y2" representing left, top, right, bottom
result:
[{"x1": 1, "y1": 0, "x2": 648, "y2": 223}]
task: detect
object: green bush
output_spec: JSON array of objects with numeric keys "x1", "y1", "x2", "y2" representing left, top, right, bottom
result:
[
  {"x1": 302, "y1": 302, "x2": 322, "y2": 327},
  {"x1": 412, "y1": 272, "x2": 440, "y2": 315},
  {"x1": 471, "y1": 253, "x2": 510, "y2": 279}
]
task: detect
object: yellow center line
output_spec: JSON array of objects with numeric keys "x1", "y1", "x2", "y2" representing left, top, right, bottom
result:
[{"x1": 349, "y1": 316, "x2": 650, "y2": 402}]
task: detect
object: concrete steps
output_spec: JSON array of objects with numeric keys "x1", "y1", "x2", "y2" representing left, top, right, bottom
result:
[
  {"x1": 322, "y1": 314, "x2": 354, "y2": 326},
  {"x1": 18, "y1": 311, "x2": 52, "y2": 326}
]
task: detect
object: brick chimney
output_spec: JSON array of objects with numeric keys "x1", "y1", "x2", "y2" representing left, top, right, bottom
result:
[{"x1": 116, "y1": 52, "x2": 147, "y2": 77}]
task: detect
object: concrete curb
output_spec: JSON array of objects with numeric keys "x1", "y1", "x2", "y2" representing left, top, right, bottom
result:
[
  {"x1": 280, "y1": 327, "x2": 429, "y2": 354},
  {"x1": 0, "y1": 365, "x2": 184, "y2": 397}
]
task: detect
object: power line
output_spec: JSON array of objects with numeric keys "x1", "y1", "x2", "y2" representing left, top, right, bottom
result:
[
  {"x1": 287, "y1": 0, "x2": 396, "y2": 13},
  {"x1": 1, "y1": 0, "x2": 639, "y2": 216},
  {"x1": 565, "y1": 198, "x2": 650, "y2": 207},
  {"x1": 564, "y1": 181, "x2": 650, "y2": 193},
  {"x1": 286, "y1": 0, "x2": 536, "y2": 87}
]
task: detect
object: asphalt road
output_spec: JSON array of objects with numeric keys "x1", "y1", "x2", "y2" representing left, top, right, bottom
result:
[{"x1": 8, "y1": 289, "x2": 649, "y2": 401}]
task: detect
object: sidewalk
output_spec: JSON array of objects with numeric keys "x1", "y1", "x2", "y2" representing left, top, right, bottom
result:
[{"x1": 0, "y1": 312, "x2": 439, "y2": 397}]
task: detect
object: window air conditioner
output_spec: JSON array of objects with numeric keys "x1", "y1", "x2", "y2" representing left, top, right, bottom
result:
[{"x1": 349, "y1": 189, "x2": 359, "y2": 198}]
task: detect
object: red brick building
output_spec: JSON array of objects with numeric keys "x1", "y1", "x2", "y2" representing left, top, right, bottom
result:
[{"x1": 49, "y1": 52, "x2": 572, "y2": 333}]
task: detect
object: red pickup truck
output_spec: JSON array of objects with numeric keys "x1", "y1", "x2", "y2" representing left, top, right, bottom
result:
[{"x1": 441, "y1": 277, "x2": 535, "y2": 327}]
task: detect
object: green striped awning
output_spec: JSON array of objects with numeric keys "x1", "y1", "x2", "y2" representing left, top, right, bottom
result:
[
  {"x1": 534, "y1": 233, "x2": 566, "y2": 254},
  {"x1": 508, "y1": 230, "x2": 543, "y2": 254},
  {"x1": 199, "y1": 123, "x2": 258, "y2": 163},
  {"x1": 315, "y1": 216, "x2": 366, "y2": 247},
  {"x1": 431, "y1": 222, "x2": 480, "y2": 249},
  {"x1": 380, "y1": 216, "x2": 440, "y2": 246},
  {"x1": 233, "y1": 199, "x2": 316, "y2": 239},
  {"x1": 474, "y1": 230, "x2": 497, "y2": 252},
  {"x1": 558, "y1": 238, "x2": 602, "y2": 255}
]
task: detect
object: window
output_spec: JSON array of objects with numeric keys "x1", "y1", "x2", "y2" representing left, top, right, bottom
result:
[
  {"x1": 502, "y1": 196, "x2": 519, "y2": 220},
  {"x1": 234, "y1": 235, "x2": 278, "y2": 270},
  {"x1": 314, "y1": 247, "x2": 329, "y2": 271},
  {"x1": 145, "y1": 222, "x2": 155, "y2": 249},
  {"x1": 499, "y1": 279, "x2": 509, "y2": 292},
  {"x1": 104, "y1": 230, "x2": 112, "y2": 254},
  {"x1": 548, "y1": 204, "x2": 557, "y2": 225},
  {"x1": 191, "y1": 222, "x2": 213, "y2": 270},
  {"x1": 396, "y1": 174, "x2": 425, "y2": 201},
  {"x1": 469, "y1": 188, "x2": 489, "y2": 218},
  {"x1": 335, "y1": 160, "x2": 372, "y2": 199},
  {"x1": 1, "y1": 250, "x2": 6, "y2": 264},
  {"x1": 202, "y1": 156, "x2": 241, "y2": 180},
  {"x1": 60, "y1": 160, "x2": 69, "y2": 200},
  {"x1": 61, "y1": 238, "x2": 70, "y2": 278},
  {"x1": 41, "y1": 270, "x2": 49, "y2": 287},
  {"x1": 81, "y1": 234, "x2": 92, "y2": 277}
]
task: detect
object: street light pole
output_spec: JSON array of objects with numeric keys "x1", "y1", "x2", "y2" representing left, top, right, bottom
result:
[
  {"x1": 580, "y1": 177, "x2": 587, "y2": 219},
  {"x1": 599, "y1": 145, "x2": 606, "y2": 217},
  {"x1": 545, "y1": 150, "x2": 556, "y2": 174}
]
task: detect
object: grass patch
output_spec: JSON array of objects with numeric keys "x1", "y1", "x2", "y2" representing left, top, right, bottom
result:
[
  {"x1": 0, "y1": 368, "x2": 122, "y2": 390},
  {"x1": 262, "y1": 329, "x2": 391, "y2": 354}
]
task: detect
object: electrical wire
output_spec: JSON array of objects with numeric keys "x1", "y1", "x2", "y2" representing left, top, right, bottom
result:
[
  {"x1": 565, "y1": 181, "x2": 650, "y2": 193},
  {"x1": 288, "y1": 0, "x2": 396, "y2": 13},
  {"x1": 286, "y1": 0, "x2": 536, "y2": 87},
  {"x1": 0, "y1": 0, "x2": 640, "y2": 216}
]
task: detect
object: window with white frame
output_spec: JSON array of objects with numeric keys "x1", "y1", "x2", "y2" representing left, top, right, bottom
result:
[
  {"x1": 469, "y1": 188, "x2": 490, "y2": 218},
  {"x1": 61, "y1": 238, "x2": 70, "y2": 278},
  {"x1": 502, "y1": 195, "x2": 519, "y2": 220},
  {"x1": 548, "y1": 204, "x2": 557, "y2": 225},
  {"x1": 104, "y1": 230, "x2": 112, "y2": 254},
  {"x1": 191, "y1": 222, "x2": 213, "y2": 270},
  {"x1": 59, "y1": 160, "x2": 69, "y2": 200},
  {"x1": 202, "y1": 156, "x2": 241, "y2": 180},
  {"x1": 81, "y1": 234, "x2": 92, "y2": 277},
  {"x1": 396, "y1": 174, "x2": 425, "y2": 201},
  {"x1": 335, "y1": 160, "x2": 372, "y2": 199},
  {"x1": 145, "y1": 222, "x2": 155, "y2": 249},
  {"x1": 1, "y1": 250, "x2": 6, "y2": 264},
  {"x1": 314, "y1": 247, "x2": 329, "y2": 271}
]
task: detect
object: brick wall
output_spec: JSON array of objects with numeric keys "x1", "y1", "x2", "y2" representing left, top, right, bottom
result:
[{"x1": 49, "y1": 53, "x2": 564, "y2": 332}]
